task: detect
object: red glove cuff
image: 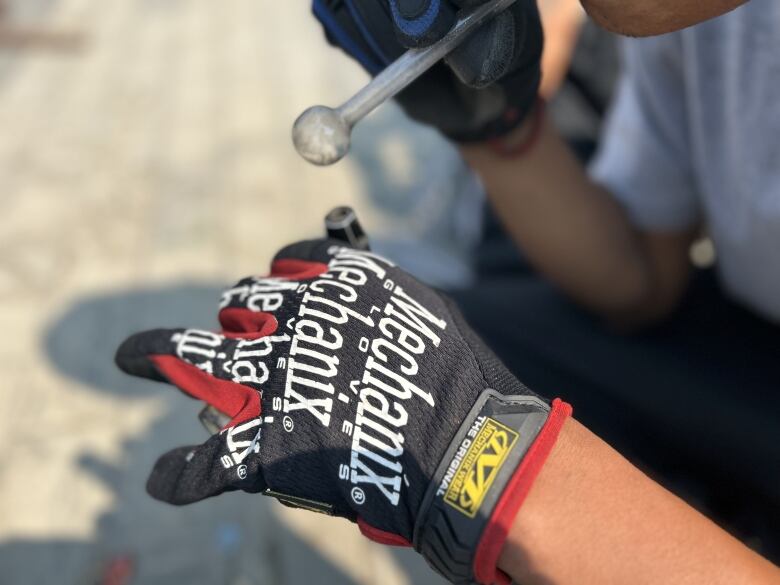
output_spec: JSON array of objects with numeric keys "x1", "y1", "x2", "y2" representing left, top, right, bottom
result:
[{"x1": 474, "y1": 398, "x2": 572, "y2": 585}]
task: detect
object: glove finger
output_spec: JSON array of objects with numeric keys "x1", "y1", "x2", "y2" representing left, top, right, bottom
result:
[
  {"x1": 147, "y1": 420, "x2": 265, "y2": 505},
  {"x1": 447, "y1": 1, "x2": 542, "y2": 87},
  {"x1": 116, "y1": 328, "x2": 262, "y2": 427},
  {"x1": 313, "y1": 0, "x2": 399, "y2": 74},
  {"x1": 389, "y1": 0, "x2": 457, "y2": 48},
  {"x1": 217, "y1": 240, "x2": 332, "y2": 316},
  {"x1": 115, "y1": 328, "x2": 183, "y2": 382},
  {"x1": 218, "y1": 306, "x2": 280, "y2": 336},
  {"x1": 271, "y1": 238, "x2": 336, "y2": 266},
  {"x1": 397, "y1": 63, "x2": 483, "y2": 130},
  {"x1": 446, "y1": 11, "x2": 518, "y2": 87}
]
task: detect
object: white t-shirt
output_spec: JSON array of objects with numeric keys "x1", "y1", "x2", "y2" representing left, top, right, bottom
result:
[{"x1": 590, "y1": 0, "x2": 780, "y2": 322}]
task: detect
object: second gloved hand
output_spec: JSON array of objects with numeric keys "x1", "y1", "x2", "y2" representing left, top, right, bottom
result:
[
  {"x1": 313, "y1": 0, "x2": 544, "y2": 142},
  {"x1": 116, "y1": 239, "x2": 570, "y2": 584}
]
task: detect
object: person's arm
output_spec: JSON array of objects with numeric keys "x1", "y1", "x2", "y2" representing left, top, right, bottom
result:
[
  {"x1": 462, "y1": 32, "x2": 702, "y2": 325},
  {"x1": 499, "y1": 418, "x2": 780, "y2": 584},
  {"x1": 580, "y1": 0, "x2": 749, "y2": 36},
  {"x1": 538, "y1": 0, "x2": 586, "y2": 97},
  {"x1": 460, "y1": 112, "x2": 696, "y2": 324}
]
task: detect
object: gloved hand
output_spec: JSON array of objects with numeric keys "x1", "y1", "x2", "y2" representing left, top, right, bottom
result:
[
  {"x1": 312, "y1": 0, "x2": 543, "y2": 142},
  {"x1": 116, "y1": 239, "x2": 571, "y2": 585}
]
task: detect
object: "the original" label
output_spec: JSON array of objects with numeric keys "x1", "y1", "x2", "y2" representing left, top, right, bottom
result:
[{"x1": 443, "y1": 417, "x2": 519, "y2": 518}]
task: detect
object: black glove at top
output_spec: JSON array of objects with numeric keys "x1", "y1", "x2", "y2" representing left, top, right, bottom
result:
[
  {"x1": 116, "y1": 240, "x2": 571, "y2": 585},
  {"x1": 313, "y1": 0, "x2": 544, "y2": 142}
]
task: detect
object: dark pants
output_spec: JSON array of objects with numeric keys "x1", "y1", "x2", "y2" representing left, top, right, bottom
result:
[{"x1": 452, "y1": 217, "x2": 780, "y2": 560}]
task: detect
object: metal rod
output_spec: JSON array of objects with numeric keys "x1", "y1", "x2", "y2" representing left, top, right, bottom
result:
[{"x1": 292, "y1": 0, "x2": 517, "y2": 166}]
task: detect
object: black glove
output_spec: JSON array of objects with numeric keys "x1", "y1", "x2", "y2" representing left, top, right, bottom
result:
[
  {"x1": 116, "y1": 240, "x2": 571, "y2": 584},
  {"x1": 312, "y1": 0, "x2": 543, "y2": 142}
]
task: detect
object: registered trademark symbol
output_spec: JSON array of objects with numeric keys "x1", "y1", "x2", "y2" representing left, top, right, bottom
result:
[
  {"x1": 351, "y1": 487, "x2": 366, "y2": 505},
  {"x1": 283, "y1": 416, "x2": 294, "y2": 433},
  {"x1": 237, "y1": 464, "x2": 248, "y2": 480}
]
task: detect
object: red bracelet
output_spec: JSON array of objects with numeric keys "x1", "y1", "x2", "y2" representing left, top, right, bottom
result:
[{"x1": 487, "y1": 98, "x2": 546, "y2": 158}]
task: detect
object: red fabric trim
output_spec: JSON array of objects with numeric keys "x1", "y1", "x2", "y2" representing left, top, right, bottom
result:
[
  {"x1": 219, "y1": 308, "x2": 279, "y2": 339},
  {"x1": 357, "y1": 517, "x2": 412, "y2": 548},
  {"x1": 473, "y1": 399, "x2": 573, "y2": 585},
  {"x1": 270, "y1": 259, "x2": 328, "y2": 280},
  {"x1": 487, "y1": 98, "x2": 546, "y2": 159},
  {"x1": 99, "y1": 555, "x2": 135, "y2": 585},
  {"x1": 150, "y1": 355, "x2": 261, "y2": 427}
]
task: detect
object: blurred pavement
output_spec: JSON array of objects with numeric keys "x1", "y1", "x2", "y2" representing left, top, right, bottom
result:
[{"x1": 0, "y1": 0, "x2": 478, "y2": 583}]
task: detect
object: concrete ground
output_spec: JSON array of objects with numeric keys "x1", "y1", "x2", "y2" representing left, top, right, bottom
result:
[{"x1": 0, "y1": 1, "x2": 478, "y2": 583}]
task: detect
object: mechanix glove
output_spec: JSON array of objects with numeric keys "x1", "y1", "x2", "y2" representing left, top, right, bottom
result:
[
  {"x1": 312, "y1": 0, "x2": 544, "y2": 143},
  {"x1": 116, "y1": 239, "x2": 571, "y2": 585}
]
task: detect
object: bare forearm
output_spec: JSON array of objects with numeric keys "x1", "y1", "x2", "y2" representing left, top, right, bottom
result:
[
  {"x1": 580, "y1": 0, "x2": 749, "y2": 36},
  {"x1": 460, "y1": 113, "x2": 674, "y2": 317},
  {"x1": 499, "y1": 419, "x2": 780, "y2": 584}
]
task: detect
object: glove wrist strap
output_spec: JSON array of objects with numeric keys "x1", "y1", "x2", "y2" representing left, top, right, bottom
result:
[
  {"x1": 413, "y1": 390, "x2": 570, "y2": 584},
  {"x1": 487, "y1": 98, "x2": 546, "y2": 159}
]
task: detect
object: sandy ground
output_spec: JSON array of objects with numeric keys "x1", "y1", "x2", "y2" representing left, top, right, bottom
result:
[{"x1": 0, "y1": 1, "x2": 479, "y2": 583}]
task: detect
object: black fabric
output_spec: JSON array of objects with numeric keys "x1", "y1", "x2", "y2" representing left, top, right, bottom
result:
[
  {"x1": 313, "y1": 0, "x2": 543, "y2": 142},
  {"x1": 452, "y1": 261, "x2": 780, "y2": 561},
  {"x1": 115, "y1": 239, "x2": 547, "y2": 543}
]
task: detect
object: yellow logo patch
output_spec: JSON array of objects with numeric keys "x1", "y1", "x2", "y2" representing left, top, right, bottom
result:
[{"x1": 444, "y1": 418, "x2": 519, "y2": 518}]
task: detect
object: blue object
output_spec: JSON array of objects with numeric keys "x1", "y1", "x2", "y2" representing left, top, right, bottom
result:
[
  {"x1": 216, "y1": 523, "x2": 242, "y2": 552},
  {"x1": 345, "y1": 0, "x2": 394, "y2": 66},
  {"x1": 312, "y1": 0, "x2": 385, "y2": 74},
  {"x1": 388, "y1": 0, "x2": 441, "y2": 39}
]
